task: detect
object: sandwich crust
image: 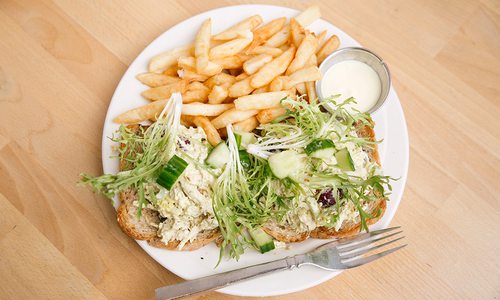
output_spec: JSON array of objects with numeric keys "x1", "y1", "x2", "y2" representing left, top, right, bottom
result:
[
  {"x1": 117, "y1": 189, "x2": 160, "y2": 240},
  {"x1": 262, "y1": 220, "x2": 310, "y2": 243},
  {"x1": 147, "y1": 229, "x2": 221, "y2": 251}
]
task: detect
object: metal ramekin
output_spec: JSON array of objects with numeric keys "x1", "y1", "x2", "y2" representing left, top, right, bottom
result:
[{"x1": 315, "y1": 47, "x2": 391, "y2": 115}]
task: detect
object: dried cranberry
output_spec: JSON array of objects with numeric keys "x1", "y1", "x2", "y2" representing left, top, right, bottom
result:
[
  {"x1": 318, "y1": 188, "x2": 336, "y2": 207},
  {"x1": 318, "y1": 188, "x2": 345, "y2": 208}
]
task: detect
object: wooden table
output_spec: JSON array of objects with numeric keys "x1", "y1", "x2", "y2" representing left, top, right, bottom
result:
[{"x1": 0, "y1": 1, "x2": 499, "y2": 299}]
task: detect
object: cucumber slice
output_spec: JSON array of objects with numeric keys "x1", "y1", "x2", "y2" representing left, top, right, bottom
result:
[
  {"x1": 335, "y1": 148, "x2": 355, "y2": 171},
  {"x1": 305, "y1": 139, "x2": 335, "y2": 158},
  {"x1": 311, "y1": 148, "x2": 336, "y2": 159},
  {"x1": 206, "y1": 142, "x2": 230, "y2": 168},
  {"x1": 268, "y1": 150, "x2": 301, "y2": 179},
  {"x1": 234, "y1": 131, "x2": 257, "y2": 149},
  {"x1": 156, "y1": 155, "x2": 188, "y2": 190},
  {"x1": 249, "y1": 227, "x2": 275, "y2": 253}
]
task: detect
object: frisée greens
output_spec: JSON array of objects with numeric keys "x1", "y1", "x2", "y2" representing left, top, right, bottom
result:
[{"x1": 80, "y1": 94, "x2": 182, "y2": 217}]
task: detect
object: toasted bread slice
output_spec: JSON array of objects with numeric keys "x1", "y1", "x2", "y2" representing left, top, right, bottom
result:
[
  {"x1": 117, "y1": 189, "x2": 160, "y2": 240},
  {"x1": 310, "y1": 200, "x2": 386, "y2": 239},
  {"x1": 264, "y1": 122, "x2": 386, "y2": 242},
  {"x1": 262, "y1": 220, "x2": 310, "y2": 243},
  {"x1": 115, "y1": 124, "x2": 220, "y2": 250},
  {"x1": 147, "y1": 229, "x2": 221, "y2": 251}
]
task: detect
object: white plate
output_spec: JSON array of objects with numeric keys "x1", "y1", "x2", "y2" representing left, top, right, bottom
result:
[{"x1": 102, "y1": 4, "x2": 409, "y2": 297}]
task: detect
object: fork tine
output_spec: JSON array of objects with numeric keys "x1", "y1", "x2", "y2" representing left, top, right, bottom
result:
[
  {"x1": 336, "y1": 226, "x2": 401, "y2": 248},
  {"x1": 338, "y1": 231, "x2": 403, "y2": 253},
  {"x1": 342, "y1": 244, "x2": 407, "y2": 269},
  {"x1": 340, "y1": 236, "x2": 405, "y2": 260}
]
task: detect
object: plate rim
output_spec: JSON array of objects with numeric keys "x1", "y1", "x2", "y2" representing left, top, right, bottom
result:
[{"x1": 101, "y1": 4, "x2": 409, "y2": 297}]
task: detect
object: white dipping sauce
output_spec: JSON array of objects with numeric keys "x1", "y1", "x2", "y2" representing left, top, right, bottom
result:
[{"x1": 321, "y1": 60, "x2": 381, "y2": 112}]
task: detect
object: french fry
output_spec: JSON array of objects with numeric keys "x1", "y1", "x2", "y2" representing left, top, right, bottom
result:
[
  {"x1": 305, "y1": 53, "x2": 317, "y2": 67},
  {"x1": 252, "y1": 86, "x2": 268, "y2": 94},
  {"x1": 162, "y1": 65, "x2": 179, "y2": 76},
  {"x1": 182, "y1": 82, "x2": 210, "y2": 103},
  {"x1": 288, "y1": 66, "x2": 322, "y2": 86},
  {"x1": 316, "y1": 30, "x2": 327, "y2": 47},
  {"x1": 211, "y1": 108, "x2": 259, "y2": 129},
  {"x1": 229, "y1": 76, "x2": 254, "y2": 97},
  {"x1": 269, "y1": 76, "x2": 285, "y2": 91},
  {"x1": 235, "y1": 72, "x2": 249, "y2": 81},
  {"x1": 287, "y1": 32, "x2": 318, "y2": 74},
  {"x1": 243, "y1": 54, "x2": 273, "y2": 75},
  {"x1": 210, "y1": 39, "x2": 226, "y2": 48},
  {"x1": 182, "y1": 89, "x2": 209, "y2": 103},
  {"x1": 295, "y1": 5, "x2": 321, "y2": 27},
  {"x1": 317, "y1": 35, "x2": 340, "y2": 64},
  {"x1": 141, "y1": 80, "x2": 187, "y2": 101},
  {"x1": 236, "y1": 53, "x2": 253, "y2": 62},
  {"x1": 250, "y1": 45, "x2": 295, "y2": 88},
  {"x1": 209, "y1": 38, "x2": 252, "y2": 60},
  {"x1": 256, "y1": 107, "x2": 287, "y2": 124},
  {"x1": 204, "y1": 73, "x2": 236, "y2": 89},
  {"x1": 213, "y1": 15, "x2": 263, "y2": 40},
  {"x1": 178, "y1": 69, "x2": 209, "y2": 82},
  {"x1": 264, "y1": 25, "x2": 290, "y2": 48},
  {"x1": 113, "y1": 99, "x2": 167, "y2": 123},
  {"x1": 279, "y1": 44, "x2": 290, "y2": 51},
  {"x1": 187, "y1": 81, "x2": 208, "y2": 90},
  {"x1": 234, "y1": 91, "x2": 288, "y2": 110},
  {"x1": 264, "y1": 5, "x2": 321, "y2": 48},
  {"x1": 296, "y1": 82, "x2": 307, "y2": 95},
  {"x1": 246, "y1": 17, "x2": 287, "y2": 52},
  {"x1": 208, "y1": 85, "x2": 229, "y2": 104},
  {"x1": 218, "y1": 127, "x2": 228, "y2": 138},
  {"x1": 303, "y1": 52, "x2": 319, "y2": 102},
  {"x1": 180, "y1": 56, "x2": 223, "y2": 76},
  {"x1": 136, "y1": 73, "x2": 180, "y2": 87},
  {"x1": 193, "y1": 116, "x2": 222, "y2": 146},
  {"x1": 305, "y1": 81, "x2": 316, "y2": 102},
  {"x1": 201, "y1": 61, "x2": 223, "y2": 76},
  {"x1": 286, "y1": 87, "x2": 297, "y2": 99},
  {"x1": 233, "y1": 116, "x2": 259, "y2": 132},
  {"x1": 289, "y1": 19, "x2": 306, "y2": 48},
  {"x1": 195, "y1": 18, "x2": 211, "y2": 73},
  {"x1": 248, "y1": 46, "x2": 283, "y2": 57},
  {"x1": 177, "y1": 56, "x2": 196, "y2": 69},
  {"x1": 212, "y1": 56, "x2": 243, "y2": 69},
  {"x1": 149, "y1": 45, "x2": 194, "y2": 73},
  {"x1": 181, "y1": 115, "x2": 196, "y2": 127},
  {"x1": 182, "y1": 102, "x2": 234, "y2": 116}
]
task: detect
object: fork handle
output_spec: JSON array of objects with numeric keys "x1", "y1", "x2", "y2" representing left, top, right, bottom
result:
[{"x1": 155, "y1": 255, "x2": 305, "y2": 300}]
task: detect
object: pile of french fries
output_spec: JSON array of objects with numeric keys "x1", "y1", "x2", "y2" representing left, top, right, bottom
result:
[{"x1": 114, "y1": 6, "x2": 340, "y2": 146}]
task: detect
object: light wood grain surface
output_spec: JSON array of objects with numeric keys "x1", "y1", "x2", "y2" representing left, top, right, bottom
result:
[{"x1": 0, "y1": 0, "x2": 499, "y2": 299}]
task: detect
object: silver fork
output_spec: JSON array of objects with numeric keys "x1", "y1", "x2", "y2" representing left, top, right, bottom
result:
[{"x1": 155, "y1": 227, "x2": 406, "y2": 300}]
